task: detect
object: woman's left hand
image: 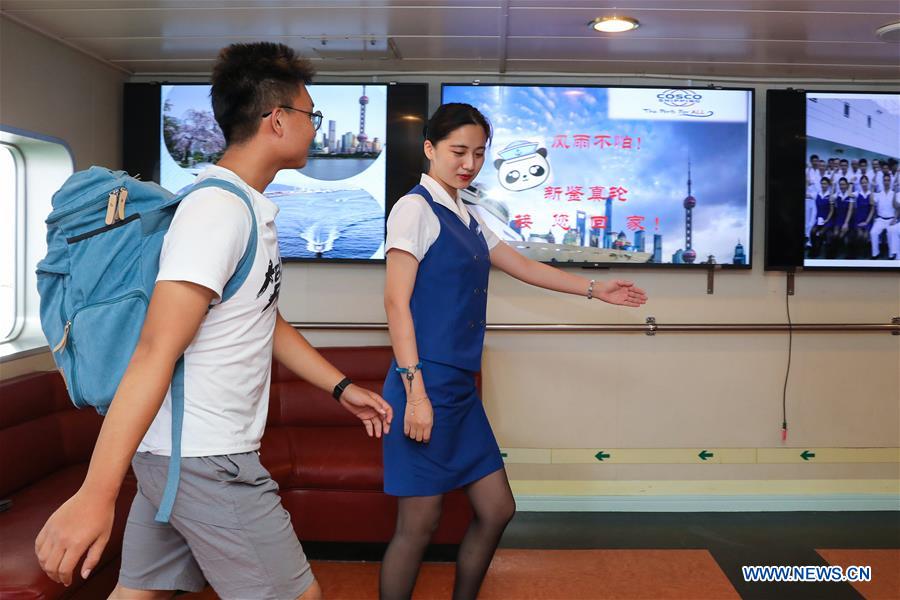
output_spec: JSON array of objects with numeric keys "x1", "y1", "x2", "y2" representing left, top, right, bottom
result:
[
  {"x1": 595, "y1": 279, "x2": 648, "y2": 308},
  {"x1": 339, "y1": 384, "x2": 393, "y2": 438}
]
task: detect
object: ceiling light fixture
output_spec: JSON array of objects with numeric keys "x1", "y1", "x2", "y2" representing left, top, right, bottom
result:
[{"x1": 589, "y1": 16, "x2": 640, "y2": 33}]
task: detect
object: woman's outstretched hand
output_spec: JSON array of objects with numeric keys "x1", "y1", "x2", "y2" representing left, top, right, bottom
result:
[{"x1": 595, "y1": 279, "x2": 648, "y2": 308}]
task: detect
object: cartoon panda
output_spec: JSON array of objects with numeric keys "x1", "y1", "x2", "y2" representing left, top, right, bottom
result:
[{"x1": 494, "y1": 140, "x2": 551, "y2": 192}]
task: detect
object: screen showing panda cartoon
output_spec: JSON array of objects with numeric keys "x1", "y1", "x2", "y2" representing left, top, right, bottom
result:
[
  {"x1": 495, "y1": 141, "x2": 551, "y2": 191},
  {"x1": 442, "y1": 84, "x2": 754, "y2": 267}
]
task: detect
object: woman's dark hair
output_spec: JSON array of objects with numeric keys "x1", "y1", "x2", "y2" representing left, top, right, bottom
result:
[
  {"x1": 211, "y1": 42, "x2": 316, "y2": 145},
  {"x1": 423, "y1": 103, "x2": 492, "y2": 145},
  {"x1": 860, "y1": 175, "x2": 869, "y2": 182},
  {"x1": 820, "y1": 177, "x2": 831, "y2": 184},
  {"x1": 839, "y1": 177, "x2": 848, "y2": 185}
]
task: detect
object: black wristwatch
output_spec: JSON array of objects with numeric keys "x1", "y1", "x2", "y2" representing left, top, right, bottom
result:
[{"x1": 332, "y1": 377, "x2": 352, "y2": 401}]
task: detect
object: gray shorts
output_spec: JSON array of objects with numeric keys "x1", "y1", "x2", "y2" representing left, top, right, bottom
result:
[{"x1": 119, "y1": 451, "x2": 315, "y2": 599}]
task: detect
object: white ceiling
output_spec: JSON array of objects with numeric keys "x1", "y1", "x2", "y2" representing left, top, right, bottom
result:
[{"x1": 2, "y1": 0, "x2": 899, "y2": 79}]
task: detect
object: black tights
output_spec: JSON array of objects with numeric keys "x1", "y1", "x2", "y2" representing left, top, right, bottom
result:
[{"x1": 379, "y1": 469, "x2": 516, "y2": 600}]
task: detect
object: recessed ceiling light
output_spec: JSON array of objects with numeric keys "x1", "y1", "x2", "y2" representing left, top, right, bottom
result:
[
  {"x1": 875, "y1": 21, "x2": 900, "y2": 42},
  {"x1": 589, "y1": 16, "x2": 640, "y2": 33}
]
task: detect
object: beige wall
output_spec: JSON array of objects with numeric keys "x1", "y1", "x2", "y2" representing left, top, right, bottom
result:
[
  {"x1": 0, "y1": 16, "x2": 126, "y2": 172},
  {"x1": 285, "y1": 262, "x2": 900, "y2": 488},
  {"x1": 0, "y1": 16, "x2": 127, "y2": 381},
  {"x1": 2, "y1": 18, "x2": 897, "y2": 496}
]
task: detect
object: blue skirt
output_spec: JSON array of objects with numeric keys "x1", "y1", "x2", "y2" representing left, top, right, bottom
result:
[{"x1": 382, "y1": 359, "x2": 504, "y2": 497}]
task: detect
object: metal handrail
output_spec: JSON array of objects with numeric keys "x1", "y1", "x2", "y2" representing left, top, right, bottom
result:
[{"x1": 290, "y1": 318, "x2": 900, "y2": 335}]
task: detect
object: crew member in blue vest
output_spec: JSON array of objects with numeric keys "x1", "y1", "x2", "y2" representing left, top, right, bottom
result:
[
  {"x1": 851, "y1": 175, "x2": 874, "y2": 258},
  {"x1": 379, "y1": 103, "x2": 648, "y2": 600},
  {"x1": 809, "y1": 176, "x2": 835, "y2": 258},
  {"x1": 831, "y1": 177, "x2": 855, "y2": 257}
]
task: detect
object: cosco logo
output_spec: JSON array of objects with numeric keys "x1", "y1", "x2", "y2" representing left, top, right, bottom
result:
[{"x1": 656, "y1": 89, "x2": 703, "y2": 107}]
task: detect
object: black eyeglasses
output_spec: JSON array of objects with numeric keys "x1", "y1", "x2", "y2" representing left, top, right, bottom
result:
[{"x1": 261, "y1": 105, "x2": 324, "y2": 131}]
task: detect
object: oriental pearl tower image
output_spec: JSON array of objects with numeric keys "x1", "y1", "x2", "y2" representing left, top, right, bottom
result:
[
  {"x1": 357, "y1": 85, "x2": 368, "y2": 153},
  {"x1": 682, "y1": 158, "x2": 697, "y2": 264}
]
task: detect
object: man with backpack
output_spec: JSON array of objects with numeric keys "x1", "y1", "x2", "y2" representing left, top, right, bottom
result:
[{"x1": 34, "y1": 42, "x2": 392, "y2": 600}]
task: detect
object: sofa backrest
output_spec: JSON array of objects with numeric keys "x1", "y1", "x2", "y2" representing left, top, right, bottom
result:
[
  {"x1": 267, "y1": 346, "x2": 482, "y2": 428},
  {"x1": 0, "y1": 371, "x2": 102, "y2": 498},
  {"x1": 268, "y1": 346, "x2": 395, "y2": 428},
  {"x1": 0, "y1": 347, "x2": 483, "y2": 495}
]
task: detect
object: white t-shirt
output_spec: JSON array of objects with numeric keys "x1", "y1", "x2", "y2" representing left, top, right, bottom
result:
[
  {"x1": 873, "y1": 190, "x2": 897, "y2": 219},
  {"x1": 806, "y1": 167, "x2": 819, "y2": 187},
  {"x1": 805, "y1": 183, "x2": 818, "y2": 200},
  {"x1": 139, "y1": 165, "x2": 282, "y2": 457},
  {"x1": 831, "y1": 170, "x2": 851, "y2": 194},
  {"x1": 874, "y1": 173, "x2": 896, "y2": 193},
  {"x1": 810, "y1": 171, "x2": 828, "y2": 189},
  {"x1": 385, "y1": 173, "x2": 501, "y2": 261}
]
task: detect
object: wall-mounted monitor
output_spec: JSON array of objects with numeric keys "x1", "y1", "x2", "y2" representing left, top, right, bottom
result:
[
  {"x1": 124, "y1": 82, "x2": 427, "y2": 262},
  {"x1": 441, "y1": 84, "x2": 754, "y2": 268},
  {"x1": 766, "y1": 89, "x2": 900, "y2": 271}
]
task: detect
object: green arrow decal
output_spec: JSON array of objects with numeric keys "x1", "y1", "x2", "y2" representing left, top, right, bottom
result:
[
  {"x1": 801, "y1": 450, "x2": 816, "y2": 461},
  {"x1": 595, "y1": 451, "x2": 611, "y2": 462},
  {"x1": 698, "y1": 450, "x2": 714, "y2": 461}
]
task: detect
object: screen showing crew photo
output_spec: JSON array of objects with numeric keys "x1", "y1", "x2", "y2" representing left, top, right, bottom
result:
[
  {"x1": 804, "y1": 92, "x2": 900, "y2": 268},
  {"x1": 441, "y1": 85, "x2": 753, "y2": 266},
  {"x1": 160, "y1": 84, "x2": 388, "y2": 260}
]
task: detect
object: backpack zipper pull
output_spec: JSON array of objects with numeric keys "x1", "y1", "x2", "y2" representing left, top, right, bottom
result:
[
  {"x1": 105, "y1": 190, "x2": 118, "y2": 225},
  {"x1": 117, "y1": 187, "x2": 128, "y2": 221},
  {"x1": 52, "y1": 321, "x2": 71, "y2": 353}
]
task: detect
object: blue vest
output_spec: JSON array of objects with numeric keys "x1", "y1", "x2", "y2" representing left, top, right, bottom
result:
[
  {"x1": 853, "y1": 192, "x2": 871, "y2": 226},
  {"x1": 815, "y1": 193, "x2": 832, "y2": 223},
  {"x1": 409, "y1": 184, "x2": 490, "y2": 372},
  {"x1": 833, "y1": 193, "x2": 853, "y2": 227}
]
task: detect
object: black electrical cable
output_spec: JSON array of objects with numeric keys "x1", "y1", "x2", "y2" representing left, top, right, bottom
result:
[{"x1": 782, "y1": 272, "x2": 793, "y2": 441}]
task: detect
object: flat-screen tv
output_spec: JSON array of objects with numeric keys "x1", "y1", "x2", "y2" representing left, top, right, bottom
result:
[
  {"x1": 441, "y1": 84, "x2": 754, "y2": 268},
  {"x1": 124, "y1": 82, "x2": 427, "y2": 262},
  {"x1": 766, "y1": 89, "x2": 900, "y2": 271}
]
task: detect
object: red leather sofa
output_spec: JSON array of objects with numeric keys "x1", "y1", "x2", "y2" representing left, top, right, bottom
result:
[
  {"x1": 0, "y1": 370, "x2": 137, "y2": 599},
  {"x1": 0, "y1": 346, "x2": 473, "y2": 598}
]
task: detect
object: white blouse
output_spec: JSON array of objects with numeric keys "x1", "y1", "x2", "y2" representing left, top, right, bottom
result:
[{"x1": 385, "y1": 173, "x2": 502, "y2": 262}]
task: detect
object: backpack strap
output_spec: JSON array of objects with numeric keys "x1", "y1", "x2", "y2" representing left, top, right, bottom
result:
[
  {"x1": 154, "y1": 177, "x2": 258, "y2": 523},
  {"x1": 154, "y1": 355, "x2": 185, "y2": 523},
  {"x1": 203, "y1": 179, "x2": 258, "y2": 302},
  {"x1": 180, "y1": 177, "x2": 259, "y2": 301}
]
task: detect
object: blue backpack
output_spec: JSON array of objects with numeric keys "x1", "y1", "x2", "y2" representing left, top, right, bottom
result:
[{"x1": 36, "y1": 166, "x2": 257, "y2": 522}]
